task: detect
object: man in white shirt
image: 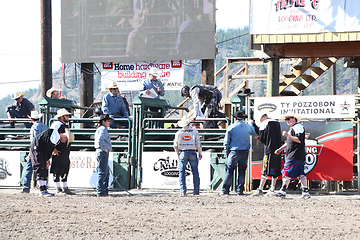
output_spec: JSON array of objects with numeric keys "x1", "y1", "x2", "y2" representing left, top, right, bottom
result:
[{"x1": 173, "y1": 116, "x2": 202, "y2": 196}]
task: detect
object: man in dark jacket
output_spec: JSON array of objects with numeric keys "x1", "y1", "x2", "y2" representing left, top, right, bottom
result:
[
  {"x1": 251, "y1": 112, "x2": 282, "y2": 196},
  {"x1": 181, "y1": 84, "x2": 221, "y2": 119},
  {"x1": 30, "y1": 126, "x2": 69, "y2": 197},
  {"x1": 50, "y1": 108, "x2": 74, "y2": 195},
  {"x1": 6, "y1": 92, "x2": 35, "y2": 128}
]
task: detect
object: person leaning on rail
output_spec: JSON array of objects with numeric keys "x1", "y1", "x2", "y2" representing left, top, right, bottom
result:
[
  {"x1": 102, "y1": 82, "x2": 129, "y2": 129},
  {"x1": 6, "y1": 92, "x2": 35, "y2": 128}
]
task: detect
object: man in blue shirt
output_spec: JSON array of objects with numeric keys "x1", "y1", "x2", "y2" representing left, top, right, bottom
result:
[
  {"x1": 221, "y1": 111, "x2": 256, "y2": 195},
  {"x1": 102, "y1": 82, "x2": 130, "y2": 129},
  {"x1": 139, "y1": 67, "x2": 165, "y2": 99},
  {"x1": 6, "y1": 92, "x2": 35, "y2": 128},
  {"x1": 95, "y1": 114, "x2": 113, "y2": 197},
  {"x1": 21, "y1": 111, "x2": 49, "y2": 193}
]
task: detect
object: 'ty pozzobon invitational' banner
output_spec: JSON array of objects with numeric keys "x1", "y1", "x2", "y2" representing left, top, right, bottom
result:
[
  {"x1": 101, "y1": 61, "x2": 184, "y2": 91},
  {"x1": 253, "y1": 95, "x2": 355, "y2": 124},
  {"x1": 252, "y1": 95, "x2": 354, "y2": 181}
]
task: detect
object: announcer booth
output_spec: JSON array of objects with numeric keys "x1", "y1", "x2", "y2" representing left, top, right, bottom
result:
[{"x1": 251, "y1": 95, "x2": 355, "y2": 191}]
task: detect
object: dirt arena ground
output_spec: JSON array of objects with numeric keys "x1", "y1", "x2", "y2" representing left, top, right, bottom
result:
[{"x1": 1, "y1": 188, "x2": 360, "y2": 240}]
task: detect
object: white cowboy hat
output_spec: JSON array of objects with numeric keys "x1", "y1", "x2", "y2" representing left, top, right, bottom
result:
[
  {"x1": 28, "y1": 111, "x2": 43, "y2": 119},
  {"x1": 64, "y1": 128, "x2": 75, "y2": 147},
  {"x1": 282, "y1": 113, "x2": 301, "y2": 122},
  {"x1": 105, "y1": 81, "x2": 119, "y2": 90},
  {"x1": 46, "y1": 87, "x2": 59, "y2": 98},
  {"x1": 12, "y1": 92, "x2": 25, "y2": 99},
  {"x1": 54, "y1": 108, "x2": 71, "y2": 119},
  {"x1": 177, "y1": 116, "x2": 191, "y2": 127},
  {"x1": 149, "y1": 67, "x2": 160, "y2": 77}
]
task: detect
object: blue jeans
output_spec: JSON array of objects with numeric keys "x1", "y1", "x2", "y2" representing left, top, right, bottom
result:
[
  {"x1": 8, "y1": 109, "x2": 32, "y2": 128},
  {"x1": 22, "y1": 157, "x2": 33, "y2": 192},
  {"x1": 178, "y1": 150, "x2": 200, "y2": 194},
  {"x1": 222, "y1": 150, "x2": 249, "y2": 194},
  {"x1": 109, "y1": 114, "x2": 128, "y2": 129},
  {"x1": 96, "y1": 150, "x2": 109, "y2": 196}
]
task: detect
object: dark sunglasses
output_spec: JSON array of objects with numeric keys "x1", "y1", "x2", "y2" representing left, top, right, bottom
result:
[{"x1": 285, "y1": 117, "x2": 293, "y2": 121}]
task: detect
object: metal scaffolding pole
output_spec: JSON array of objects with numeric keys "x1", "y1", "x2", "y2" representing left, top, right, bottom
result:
[{"x1": 40, "y1": 0, "x2": 52, "y2": 97}]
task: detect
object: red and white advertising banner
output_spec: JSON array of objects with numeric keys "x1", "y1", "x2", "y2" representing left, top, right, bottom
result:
[
  {"x1": 253, "y1": 95, "x2": 355, "y2": 125},
  {"x1": 252, "y1": 121, "x2": 353, "y2": 181},
  {"x1": 251, "y1": 0, "x2": 360, "y2": 34},
  {"x1": 0, "y1": 151, "x2": 21, "y2": 187},
  {"x1": 48, "y1": 152, "x2": 113, "y2": 189},
  {"x1": 101, "y1": 61, "x2": 184, "y2": 91},
  {"x1": 142, "y1": 152, "x2": 211, "y2": 190}
]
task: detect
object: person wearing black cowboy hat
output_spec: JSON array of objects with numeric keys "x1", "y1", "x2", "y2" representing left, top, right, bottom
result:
[
  {"x1": 221, "y1": 110, "x2": 256, "y2": 195},
  {"x1": 94, "y1": 114, "x2": 114, "y2": 197}
]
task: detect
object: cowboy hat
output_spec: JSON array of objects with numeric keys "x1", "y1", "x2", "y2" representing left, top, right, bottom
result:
[
  {"x1": 12, "y1": 92, "x2": 25, "y2": 99},
  {"x1": 177, "y1": 116, "x2": 191, "y2": 127},
  {"x1": 232, "y1": 110, "x2": 248, "y2": 119},
  {"x1": 282, "y1": 113, "x2": 301, "y2": 122},
  {"x1": 64, "y1": 128, "x2": 75, "y2": 147},
  {"x1": 54, "y1": 108, "x2": 71, "y2": 119},
  {"x1": 46, "y1": 87, "x2": 59, "y2": 98},
  {"x1": 99, "y1": 114, "x2": 114, "y2": 123},
  {"x1": 149, "y1": 67, "x2": 160, "y2": 77},
  {"x1": 105, "y1": 81, "x2": 118, "y2": 90},
  {"x1": 238, "y1": 88, "x2": 254, "y2": 96},
  {"x1": 28, "y1": 111, "x2": 43, "y2": 119}
]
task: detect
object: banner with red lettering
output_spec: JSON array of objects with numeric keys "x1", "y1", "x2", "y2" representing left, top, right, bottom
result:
[
  {"x1": 48, "y1": 152, "x2": 113, "y2": 188},
  {"x1": 251, "y1": 0, "x2": 360, "y2": 34},
  {"x1": 252, "y1": 121, "x2": 353, "y2": 181},
  {"x1": 101, "y1": 61, "x2": 184, "y2": 91}
]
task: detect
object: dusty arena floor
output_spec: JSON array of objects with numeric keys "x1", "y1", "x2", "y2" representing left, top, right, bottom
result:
[{"x1": 1, "y1": 188, "x2": 360, "y2": 239}]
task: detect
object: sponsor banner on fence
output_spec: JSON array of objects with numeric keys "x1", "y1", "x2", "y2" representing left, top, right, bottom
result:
[
  {"x1": 252, "y1": 121, "x2": 353, "y2": 181},
  {"x1": 101, "y1": 61, "x2": 184, "y2": 91},
  {"x1": 0, "y1": 151, "x2": 21, "y2": 187},
  {"x1": 142, "y1": 152, "x2": 210, "y2": 190},
  {"x1": 48, "y1": 152, "x2": 113, "y2": 189},
  {"x1": 251, "y1": 0, "x2": 360, "y2": 34},
  {"x1": 254, "y1": 95, "x2": 355, "y2": 124}
]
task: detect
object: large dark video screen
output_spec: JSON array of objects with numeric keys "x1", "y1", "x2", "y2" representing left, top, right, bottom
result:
[{"x1": 61, "y1": 0, "x2": 216, "y2": 63}]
